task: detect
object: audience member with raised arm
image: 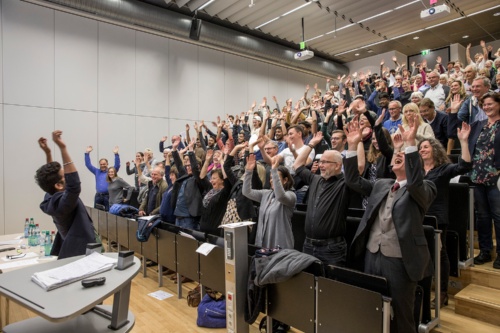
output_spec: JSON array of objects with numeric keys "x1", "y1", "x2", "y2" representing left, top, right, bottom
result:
[
  {"x1": 243, "y1": 153, "x2": 296, "y2": 249},
  {"x1": 292, "y1": 132, "x2": 350, "y2": 266},
  {"x1": 85, "y1": 145, "x2": 120, "y2": 211},
  {"x1": 198, "y1": 149, "x2": 232, "y2": 236},
  {"x1": 449, "y1": 92, "x2": 500, "y2": 268},
  {"x1": 344, "y1": 115, "x2": 436, "y2": 333},
  {"x1": 417, "y1": 122, "x2": 472, "y2": 312},
  {"x1": 126, "y1": 151, "x2": 145, "y2": 189}
]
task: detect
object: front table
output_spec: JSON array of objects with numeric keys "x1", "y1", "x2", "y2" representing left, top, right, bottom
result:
[{"x1": 0, "y1": 253, "x2": 140, "y2": 332}]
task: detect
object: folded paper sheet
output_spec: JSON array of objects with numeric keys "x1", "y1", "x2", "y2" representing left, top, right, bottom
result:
[{"x1": 31, "y1": 252, "x2": 116, "y2": 291}]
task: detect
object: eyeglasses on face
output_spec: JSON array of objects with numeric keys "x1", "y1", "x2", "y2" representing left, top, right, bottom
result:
[{"x1": 318, "y1": 160, "x2": 337, "y2": 165}]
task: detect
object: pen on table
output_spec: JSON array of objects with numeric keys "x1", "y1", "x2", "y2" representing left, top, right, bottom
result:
[{"x1": 0, "y1": 247, "x2": 16, "y2": 252}]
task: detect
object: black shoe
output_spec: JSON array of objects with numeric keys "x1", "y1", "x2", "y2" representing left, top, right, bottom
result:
[
  {"x1": 430, "y1": 293, "x2": 448, "y2": 309},
  {"x1": 494, "y1": 256, "x2": 500, "y2": 269},
  {"x1": 474, "y1": 251, "x2": 492, "y2": 265}
]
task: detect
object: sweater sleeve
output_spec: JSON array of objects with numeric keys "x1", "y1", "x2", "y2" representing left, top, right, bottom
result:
[{"x1": 242, "y1": 170, "x2": 264, "y2": 202}]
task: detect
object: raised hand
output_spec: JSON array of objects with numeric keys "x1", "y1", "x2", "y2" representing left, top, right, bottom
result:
[
  {"x1": 457, "y1": 122, "x2": 471, "y2": 141},
  {"x1": 172, "y1": 136, "x2": 181, "y2": 150},
  {"x1": 392, "y1": 56, "x2": 397, "y2": 62},
  {"x1": 337, "y1": 99, "x2": 347, "y2": 114},
  {"x1": 326, "y1": 108, "x2": 334, "y2": 118},
  {"x1": 392, "y1": 133, "x2": 404, "y2": 150},
  {"x1": 375, "y1": 109, "x2": 386, "y2": 126},
  {"x1": 86, "y1": 145, "x2": 93, "y2": 153},
  {"x1": 344, "y1": 119, "x2": 362, "y2": 149},
  {"x1": 113, "y1": 146, "x2": 119, "y2": 154},
  {"x1": 245, "y1": 153, "x2": 256, "y2": 171},
  {"x1": 272, "y1": 95, "x2": 278, "y2": 103},
  {"x1": 186, "y1": 124, "x2": 190, "y2": 131},
  {"x1": 188, "y1": 137, "x2": 196, "y2": 151},
  {"x1": 205, "y1": 149, "x2": 214, "y2": 161},
  {"x1": 450, "y1": 94, "x2": 463, "y2": 114},
  {"x1": 310, "y1": 161, "x2": 319, "y2": 174},
  {"x1": 399, "y1": 113, "x2": 419, "y2": 145},
  {"x1": 38, "y1": 137, "x2": 50, "y2": 153},
  {"x1": 380, "y1": 59, "x2": 385, "y2": 66},
  {"x1": 52, "y1": 130, "x2": 66, "y2": 148},
  {"x1": 309, "y1": 131, "x2": 323, "y2": 147},
  {"x1": 161, "y1": 136, "x2": 167, "y2": 142},
  {"x1": 251, "y1": 101, "x2": 256, "y2": 109}
]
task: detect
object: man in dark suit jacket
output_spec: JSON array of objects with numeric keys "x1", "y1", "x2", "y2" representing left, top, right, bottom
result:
[
  {"x1": 36, "y1": 131, "x2": 96, "y2": 260},
  {"x1": 344, "y1": 117, "x2": 437, "y2": 333}
]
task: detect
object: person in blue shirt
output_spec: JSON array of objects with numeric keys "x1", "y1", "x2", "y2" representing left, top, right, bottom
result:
[
  {"x1": 383, "y1": 100, "x2": 403, "y2": 135},
  {"x1": 85, "y1": 145, "x2": 120, "y2": 211}
]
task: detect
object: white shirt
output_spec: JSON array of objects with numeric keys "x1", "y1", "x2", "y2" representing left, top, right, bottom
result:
[
  {"x1": 424, "y1": 83, "x2": 446, "y2": 110},
  {"x1": 279, "y1": 144, "x2": 315, "y2": 175}
]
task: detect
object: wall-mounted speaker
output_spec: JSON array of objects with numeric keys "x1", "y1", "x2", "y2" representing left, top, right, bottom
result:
[{"x1": 189, "y1": 18, "x2": 202, "y2": 41}]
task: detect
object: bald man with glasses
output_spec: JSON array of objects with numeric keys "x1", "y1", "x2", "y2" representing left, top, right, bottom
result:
[{"x1": 292, "y1": 132, "x2": 351, "y2": 266}]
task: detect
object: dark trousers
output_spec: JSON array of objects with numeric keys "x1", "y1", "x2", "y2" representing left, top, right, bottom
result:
[
  {"x1": 365, "y1": 250, "x2": 417, "y2": 333},
  {"x1": 94, "y1": 192, "x2": 109, "y2": 211},
  {"x1": 439, "y1": 225, "x2": 450, "y2": 293},
  {"x1": 303, "y1": 237, "x2": 346, "y2": 267},
  {"x1": 474, "y1": 184, "x2": 500, "y2": 254}
]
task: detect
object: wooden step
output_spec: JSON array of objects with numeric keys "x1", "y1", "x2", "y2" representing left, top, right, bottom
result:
[
  {"x1": 455, "y1": 284, "x2": 500, "y2": 326},
  {"x1": 469, "y1": 262, "x2": 500, "y2": 289}
]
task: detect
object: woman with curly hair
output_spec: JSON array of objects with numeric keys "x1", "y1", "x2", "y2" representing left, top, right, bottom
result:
[{"x1": 417, "y1": 124, "x2": 471, "y2": 312}]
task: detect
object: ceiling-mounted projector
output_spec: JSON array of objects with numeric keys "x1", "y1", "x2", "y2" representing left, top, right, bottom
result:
[
  {"x1": 420, "y1": 4, "x2": 450, "y2": 20},
  {"x1": 294, "y1": 50, "x2": 314, "y2": 61}
]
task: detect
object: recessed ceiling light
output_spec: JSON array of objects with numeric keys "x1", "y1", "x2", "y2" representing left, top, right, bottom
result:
[
  {"x1": 355, "y1": 53, "x2": 360, "y2": 56},
  {"x1": 462, "y1": 35, "x2": 469, "y2": 38},
  {"x1": 413, "y1": 36, "x2": 419, "y2": 40},
  {"x1": 493, "y1": 12, "x2": 500, "y2": 16}
]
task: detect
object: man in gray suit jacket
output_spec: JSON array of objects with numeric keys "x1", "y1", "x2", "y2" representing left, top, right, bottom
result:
[{"x1": 344, "y1": 116, "x2": 436, "y2": 333}]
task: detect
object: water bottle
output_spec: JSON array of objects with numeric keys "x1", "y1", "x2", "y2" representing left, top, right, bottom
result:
[
  {"x1": 44, "y1": 231, "x2": 52, "y2": 256},
  {"x1": 24, "y1": 218, "x2": 29, "y2": 238},
  {"x1": 34, "y1": 224, "x2": 41, "y2": 246},
  {"x1": 28, "y1": 224, "x2": 34, "y2": 247},
  {"x1": 39, "y1": 229, "x2": 45, "y2": 254}
]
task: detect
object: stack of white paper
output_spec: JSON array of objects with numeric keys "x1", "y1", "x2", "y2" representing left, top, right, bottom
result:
[{"x1": 31, "y1": 252, "x2": 117, "y2": 291}]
